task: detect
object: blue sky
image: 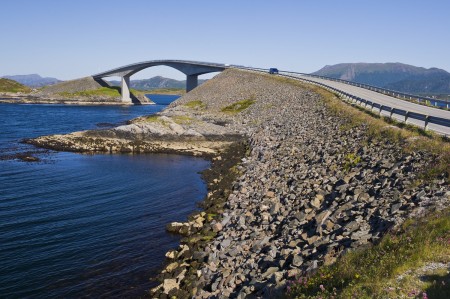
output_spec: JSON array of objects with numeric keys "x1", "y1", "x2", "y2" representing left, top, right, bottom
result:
[{"x1": 1, "y1": 0, "x2": 449, "y2": 80}]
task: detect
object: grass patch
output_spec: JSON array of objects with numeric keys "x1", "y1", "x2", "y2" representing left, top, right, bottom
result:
[
  {"x1": 58, "y1": 86, "x2": 121, "y2": 98},
  {"x1": 172, "y1": 115, "x2": 194, "y2": 125},
  {"x1": 0, "y1": 78, "x2": 31, "y2": 93},
  {"x1": 144, "y1": 115, "x2": 161, "y2": 122},
  {"x1": 221, "y1": 97, "x2": 256, "y2": 114},
  {"x1": 287, "y1": 208, "x2": 450, "y2": 299},
  {"x1": 184, "y1": 100, "x2": 206, "y2": 110},
  {"x1": 343, "y1": 153, "x2": 362, "y2": 172}
]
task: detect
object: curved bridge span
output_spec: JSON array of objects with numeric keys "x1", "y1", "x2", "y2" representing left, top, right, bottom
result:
[{"x1": 93, "y1": 60, "x2": 228, "y2": 103}]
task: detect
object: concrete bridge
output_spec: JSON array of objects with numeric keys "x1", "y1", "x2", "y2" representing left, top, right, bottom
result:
[{"x1": 92, "y1": 60, "x2": 228, "y2": 103}]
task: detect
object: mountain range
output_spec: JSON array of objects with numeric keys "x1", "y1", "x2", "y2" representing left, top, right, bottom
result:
[
  {"x1": 4, "y1": 63, "x2": 450, "y2": 96},
  {"x1": 108, "y1": 76, "x2": 207, "y2": 90},
  {"x1": 1, "y1": 74, "x2": 61, "y2": 88},
  {"x1": 312, "y1": 63, "x2": 450, "y2": 95}
]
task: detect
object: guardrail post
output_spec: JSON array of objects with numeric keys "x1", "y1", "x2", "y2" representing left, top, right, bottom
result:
[
  {"x1": 379, "y1": 105, "x2": 383, "y2": 116},
  {"x1": 405, "y1": 111, "x2": 409, "y2": 123},
  {"x1": 389, "y1": 108, "x2": 394, "y2": 119},
  {"x1": 424, "y1": 115, "x2": 429, "y2": 130}
]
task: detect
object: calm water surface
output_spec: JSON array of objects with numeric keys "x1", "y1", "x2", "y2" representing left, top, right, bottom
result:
[{"x1": 0, "y1": 99, "x2": 210, "y2": 298}]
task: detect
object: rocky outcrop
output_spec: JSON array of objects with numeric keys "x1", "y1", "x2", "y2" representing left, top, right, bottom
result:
[
  {"x1": 27, "y1": 69, "x2": 449, "y2": 298},
  {"x1": 26, "y1": 105, "x2": 242, "y2": 156},
  {"x1": 1, "y1": 76, "x2": 152, "y2": 105}
]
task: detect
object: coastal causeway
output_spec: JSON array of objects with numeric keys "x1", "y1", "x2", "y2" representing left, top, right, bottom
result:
[{"x1": 28, "y1": 69, "x2": 449, "y2": 298}]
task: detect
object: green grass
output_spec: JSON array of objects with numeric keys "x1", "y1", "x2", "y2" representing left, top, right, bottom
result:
[
  {"x1": 184, "y1": 100, "x2": 205, "y2": 109},
  {"x1": 58, "y1": 86, "x2": 121, "y2": 98},
  {"x1": 172, "y1": 115, "x2": 194, "y2": 125},
  {"x1": 184, "y1": 100, "x2": 206, "y2": 110},
  {"x1": 221, "y1": 98, "x2": 256, "y2": 114},
  {"x1": 287, "y1": 208, "x2": 450, "y2": 299},
  {"x1": 0, "y1": 78, "x2": 31, "y2": 93},
  {"x1": 144, "y1": 115, "x2": 160, "y2": 122},
  {"x1": 343, "y1": 153, "x2": 362, "y2": 172}
]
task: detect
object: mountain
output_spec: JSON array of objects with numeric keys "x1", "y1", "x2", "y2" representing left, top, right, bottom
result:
[
  {"x1": 108, "y1": 76, "x2": 207, "y2": 90},
  {"x1": 312, "y1": 63, "x2": 450, "y2": 95},
  {"x1": 1, "y1": 74, "x2": 61, "y2": 88},
  {"x1": 0, "y1": 78, "x2": 32, "y2": 93}
]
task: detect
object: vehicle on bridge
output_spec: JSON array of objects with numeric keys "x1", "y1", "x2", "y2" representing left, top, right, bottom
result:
[{"x1": 269, "y1": 68, "x2": 279, "y2": 74}]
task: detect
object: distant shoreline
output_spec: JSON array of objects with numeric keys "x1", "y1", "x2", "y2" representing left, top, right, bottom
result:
[{"x1": 0, "y1": 94, "x2": 157, "y2": 106}]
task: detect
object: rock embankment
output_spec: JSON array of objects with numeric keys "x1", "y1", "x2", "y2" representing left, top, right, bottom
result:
[
  {"x1": 27, "y1": 69, "x2": 449, "y2": 298},
  {"x1": 152, "y1": 70, "x2": 449, "y2": 298}
]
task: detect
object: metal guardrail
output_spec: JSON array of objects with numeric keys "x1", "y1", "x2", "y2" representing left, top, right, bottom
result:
[
  {"x1": 237, "y1": 66, "x2": 450, "y2": 135},
  {"x1": 282, "y1": 71, "x2": 450, "y2": 109},
  {"x1": 286, "y1": 74, "x2": 450, "y2": 132}
]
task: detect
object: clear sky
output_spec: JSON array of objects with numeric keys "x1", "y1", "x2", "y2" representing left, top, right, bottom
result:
[{"x1": 1, "y1": 0, "x2": 449, "y2": 80}]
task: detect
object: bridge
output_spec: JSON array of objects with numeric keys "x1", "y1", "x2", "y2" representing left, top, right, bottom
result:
[{"x1": 92, "y1": 60, "x2": 228, "y2": 103}]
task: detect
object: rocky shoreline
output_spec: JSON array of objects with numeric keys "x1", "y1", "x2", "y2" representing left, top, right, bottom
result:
[
  {"x1": 26, "y1": 69, "x2": 449, "y2": 298},
  {"x1": 0, "y1": 76, "x2": 153, "y2": 105},
  {"x1": 0, "y1": 94, "x2": 152, "y2": 105}
]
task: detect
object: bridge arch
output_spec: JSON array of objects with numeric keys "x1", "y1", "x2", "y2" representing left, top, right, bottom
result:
[{"x1": 92, "y1": 60, "x2": 228, "y2": 103}]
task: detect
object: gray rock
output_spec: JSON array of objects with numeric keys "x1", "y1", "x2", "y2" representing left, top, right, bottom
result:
[{"x1": 291, "y1": 255, "x2": 303, "y2": 267}]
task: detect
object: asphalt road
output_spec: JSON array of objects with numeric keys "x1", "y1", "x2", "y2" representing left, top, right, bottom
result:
[{"x1": 284, "y1": 73, "x2": 450, "y2": 136}]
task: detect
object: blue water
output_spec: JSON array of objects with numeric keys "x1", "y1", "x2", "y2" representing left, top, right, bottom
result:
[
  {"x1": 0, "y1": 99, "x2": 210, "y2": 298},
  {"x1": 146, "y1": 94, "x2": 182, "y2": 105}
]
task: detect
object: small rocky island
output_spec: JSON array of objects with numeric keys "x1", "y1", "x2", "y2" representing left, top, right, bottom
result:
[
  {"x1": 26, "y1": 69, "x2": 449, "y2": 298},
  {"x1": 0, "y1": 76, "x2": 152, "y2": 105}
]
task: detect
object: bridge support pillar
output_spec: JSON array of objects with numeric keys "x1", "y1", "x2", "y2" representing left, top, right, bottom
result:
[
  {"x1": 186, "y1": 75, "x2": 198, "y2": 92},
  {"x1": 121, "y1": 75, "x2": 132, "y2": 103}
]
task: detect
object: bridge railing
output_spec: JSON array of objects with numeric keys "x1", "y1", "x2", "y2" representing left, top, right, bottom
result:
[
  {"x1": 237, "y1": 66, "x2": 450, "y2": 136},
  {"x1": 239, "y1": 66, "x2": 449, "y2": 108},
  {"x1": 282, "y1": 70, "x2": 450, "y2": 109}
]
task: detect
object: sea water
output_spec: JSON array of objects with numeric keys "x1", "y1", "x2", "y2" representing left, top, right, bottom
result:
[{"x1": 0, "y1": 98, "x2": 209, "y2": 298}]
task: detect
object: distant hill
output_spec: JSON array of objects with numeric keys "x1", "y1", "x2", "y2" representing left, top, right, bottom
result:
[
  {"x1": 1, "y1": 74, "x2": 61, "y2": 88},
  {"x1": 37, "y1": 77, "x2": 106, "y2": 96},
  {"x1": 34, "y1": 77, "x2": 151, "y2": 104},
  {"x1": 312, "y1": 63, "x2": 450, "y2": 95},
  {"x1": 108, "y1": 76, "x2": 207, "y2": 90},
  {"x1": 0, "y1": 78, "x2": 32, "y2": 93}
]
